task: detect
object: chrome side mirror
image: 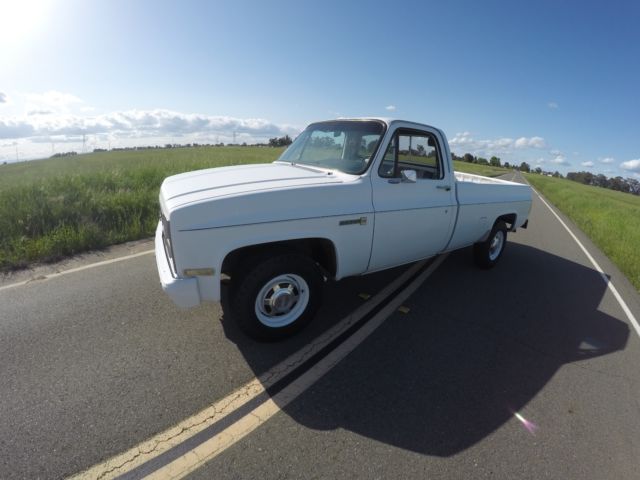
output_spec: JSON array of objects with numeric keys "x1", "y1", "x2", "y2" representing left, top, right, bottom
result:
[{"x1": 401, "y1": 169, "x2": 417, "y2": 183}]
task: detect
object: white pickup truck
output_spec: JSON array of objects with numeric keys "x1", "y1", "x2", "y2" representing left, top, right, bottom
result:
[{"x1": 155, "y1": 119, "x2": 531, "y2": 339}]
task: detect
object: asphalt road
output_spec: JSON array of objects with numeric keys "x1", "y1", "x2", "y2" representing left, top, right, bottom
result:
[{"x1": 2, "y1": 174, "x2": 640, "y2": 479}]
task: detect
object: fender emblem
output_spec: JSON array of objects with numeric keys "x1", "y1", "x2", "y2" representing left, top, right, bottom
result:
[{"x1": 340, "y1": 217, "x2": 368, "y2": 226}]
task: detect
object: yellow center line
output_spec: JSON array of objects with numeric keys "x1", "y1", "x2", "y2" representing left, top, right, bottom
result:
[
  {"x1": 69, "y1": 257, "x2": 434, "y2": 480},
  {"x1": 145, "y1": 254, "x2": 448, "y2": 480}
]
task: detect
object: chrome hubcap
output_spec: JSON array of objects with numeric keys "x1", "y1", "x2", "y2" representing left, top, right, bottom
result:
[
  {"x1": 489, "y1": 231, "x2": 505, "y2": 261},
  {"x1": 267, "y1": 286, "x2": 298, "y2": 314},
  {"x1": 255, "y1": 274, "x2": 310, "y2": 328}
]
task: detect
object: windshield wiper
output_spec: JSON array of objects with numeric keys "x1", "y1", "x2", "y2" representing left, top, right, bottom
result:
[{"x1": 290, "y1": 163, "x2": 334, "y2": 174}]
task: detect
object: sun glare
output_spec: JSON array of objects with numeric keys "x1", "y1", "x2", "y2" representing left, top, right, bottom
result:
[{"x1": 0, "y1": 0, "x2": 52, "y2": 44}]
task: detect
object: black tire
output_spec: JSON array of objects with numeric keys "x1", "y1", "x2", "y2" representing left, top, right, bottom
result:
[
  {"x1": 231, "y1": 253, "x2": 323, "y2": 341},
  {"x1": 473, "y1": 220, "x2": 508, "y2": 269}
]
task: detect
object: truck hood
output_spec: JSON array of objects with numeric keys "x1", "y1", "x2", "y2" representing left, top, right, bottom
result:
[
  {"x1": 161, "y1": 162, "x2": 344, "y2": 212},
  {"x1": 159, "y1": 162, "x2": 373, "y2": 232}
]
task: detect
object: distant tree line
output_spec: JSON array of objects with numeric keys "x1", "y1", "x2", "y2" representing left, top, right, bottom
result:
[
  {"x1": 88, "y1": 136, "x2": 295, "y2": 155},
  {"x1": 452, "y1": 152, "x2": 505, "y2": 168},
  {"x1": 268, "y1": 135, "x2": 292, "y2": 147},
  {"x1": 50, "y1": 151, "x2": 78, "y2": 158},
  {"x1": 565, "y1": 171, "x2": 640, "y2": 195}
]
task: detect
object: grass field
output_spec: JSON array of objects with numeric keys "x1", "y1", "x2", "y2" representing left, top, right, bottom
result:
[
  {"x1": 0, "y1": 146, "x2": 281, "y2": 271},
  {"x1": 451, "y1": 161, "x2": 508, "y2": 178},
  {"x1": 0, "y1": 146, "x2": 508, "y2": 272},
  {"x1": 525, "y1": 173, "x2": 640, "y2": 291}
]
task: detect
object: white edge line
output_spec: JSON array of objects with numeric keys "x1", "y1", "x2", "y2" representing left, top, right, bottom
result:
[
  {"x1": 0, "y1": 250, "x2": 155, "y2": 292},
  {"x1": 533, "y1": 188, "x2": 640, "y2": 338}
]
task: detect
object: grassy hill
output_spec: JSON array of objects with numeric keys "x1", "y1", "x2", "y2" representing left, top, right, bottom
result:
[{"x1": 525, "y1": 173, "x2": 640, "y2": 290}]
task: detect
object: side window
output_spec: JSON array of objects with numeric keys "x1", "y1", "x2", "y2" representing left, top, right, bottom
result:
[{"x1": 378, "y1": 130, "x2": 442, "y2": 180}]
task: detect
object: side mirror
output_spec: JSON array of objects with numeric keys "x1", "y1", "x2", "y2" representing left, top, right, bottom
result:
[{"x1": 401, "y1": 169, "x2": 417, "y2": 183}]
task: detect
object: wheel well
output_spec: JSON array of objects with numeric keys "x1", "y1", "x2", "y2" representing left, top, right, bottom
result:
[
  {"x1": 497, "y1": 213, "x2": 517, "y2": 231},
  {"x1": 221, "y1": 238, "x2": 337, "y2": 279}
]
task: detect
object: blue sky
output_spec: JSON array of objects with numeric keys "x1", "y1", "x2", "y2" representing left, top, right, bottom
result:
[{"x1": 1, "y1": 0, "x2": 639, "y2": 177}]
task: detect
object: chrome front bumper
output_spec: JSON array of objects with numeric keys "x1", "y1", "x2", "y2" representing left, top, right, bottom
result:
[{"x1": 154, "y1": 222, "x2": 201, "y2": 308}]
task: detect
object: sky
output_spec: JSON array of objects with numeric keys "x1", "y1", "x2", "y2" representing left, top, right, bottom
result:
[{"x1": 1, "y1": 0, "x2": 639, "y2": 177}]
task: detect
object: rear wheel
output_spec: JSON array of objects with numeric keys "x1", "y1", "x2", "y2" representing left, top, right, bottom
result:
[
  {"x1": 231, "y1": 253, "x2": 323, "y2": 341},
  {"x1": 474, "y1": 220, "x2": 507, "y2": 269}
]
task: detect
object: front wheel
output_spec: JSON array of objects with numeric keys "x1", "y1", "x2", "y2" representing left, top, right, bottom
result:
[
  {"x1": 231, "y1": 253, "x2": 323, "y2": 341},
  {"x1": 473, "y1": 220, "x2": 507, "y2": 269}
]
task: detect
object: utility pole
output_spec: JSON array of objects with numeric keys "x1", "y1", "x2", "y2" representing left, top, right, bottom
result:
[{"x1": 82, "y1": 134, "x2": 86, "y2": 153}]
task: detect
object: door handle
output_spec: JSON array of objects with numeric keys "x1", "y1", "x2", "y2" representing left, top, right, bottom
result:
[{"x1": 436, "y1": 185, "x2": 451, "y2": 191}]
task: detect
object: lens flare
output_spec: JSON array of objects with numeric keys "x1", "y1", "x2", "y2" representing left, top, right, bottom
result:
[{"x1": 514, "y1": 411, "x2": 538, "y2": 435}]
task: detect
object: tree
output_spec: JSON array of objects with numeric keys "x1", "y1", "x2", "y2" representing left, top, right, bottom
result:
[
  {"x1": 534, "y1": 167, "x2": 542, "y2": 174},
  {"x1": 608, "y1": 176, "x2": 628, "y2": 192},
  {"x1": 489, "y1": 156, "x2": 501, "y2": 167},
  {"x1": 593, "y1": 174, "x2": 608, "y2": 188},
  {"x1": 463, "y1": 153, "x2": 475, "y2": 163},
  {"x1": 519, "y1": 162, "x2": 531, "y2": 173},
  {"x1": 476, "y1": 157, "x2": 489, "y2": 165},
  {"x1": 268, "y1": 135, "x2": 293, "y2": 147},
  {"x1": 626, "y1": 178, "x2": 640, "y2": 195},
  {"x1": 504, "y1": 161, "x2": 510, "y2": 169}
]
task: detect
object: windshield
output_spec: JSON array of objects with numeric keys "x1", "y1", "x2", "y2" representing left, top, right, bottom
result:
[{"x1": 278, "y1": 120, "x2": 385, "y2": 174}]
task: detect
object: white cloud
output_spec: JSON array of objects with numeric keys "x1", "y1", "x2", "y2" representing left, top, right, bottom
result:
[
  {"x1": 551, "y1": 155, "x2": 568, "y2": 165},
  {"x1": 620, "y1": 159, "x2": 640, "y2": 172},
  {"x1": 385, "y1": 105, "x2": 396, "y2": 111},
  {"x1": 0, "y1": 109, "x2": 298, "y2": 141},
  {"x1": 581, "y1": 161, "x2": 594, "y2": 167},
  {"x1": 0, "y1": 109, "x2": 301, "y2": 163},
  {"x1": 0, "y1": 92, "x2": 7, "y2": 104},
  {"x1": 515, "y1": 136, "x2": 545, "y2": 149},
  {"x1": 25, "y1": 90, "x2": 83, "y2": 115},
  {"x1": 0, "y1": 118, "x2": 35, "y2": 138},
  {"x1": 547, "y1": 101, "x2": 559, "y2": 109},
  {"x1": 448, "y1": 132, "x2": 546, "y2": 157},
  {"x1": 600, "y1": 157, "x2": 614, "y2": 164},
  {"x1": 27, "y1": 109, "x2": 54, "y2": 116}
]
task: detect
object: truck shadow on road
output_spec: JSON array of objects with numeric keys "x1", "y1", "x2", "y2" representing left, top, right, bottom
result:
[{"x1": 222, "y1": 242, "x2": 630, "y2": 456}]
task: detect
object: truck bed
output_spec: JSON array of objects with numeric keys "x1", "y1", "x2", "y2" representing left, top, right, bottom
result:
[
  {"x1": 454, "y1": 171, "x2": 530, "y2": 204},
  {"x1": 445, "y1": 171, "x2": 531, "y2": 251},
  {"x1": 454, "y1": 171, "x2": 515, "y2": 185}
]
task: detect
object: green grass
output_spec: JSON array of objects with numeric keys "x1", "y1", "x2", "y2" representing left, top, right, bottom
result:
[
  {"x1": 0, "y1": 146, "x2": 281, "y2": 271},
  {"x1": 525, "y1": 173, "x2": 640, "y2": 291},
  {"x1": 452, "y1": 160, "x2": 508, "y2": 177}
]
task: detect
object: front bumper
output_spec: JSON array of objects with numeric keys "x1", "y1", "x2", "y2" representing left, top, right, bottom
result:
[{"x1": 155, "y1": 222, "x2": 201, "y2": 308}]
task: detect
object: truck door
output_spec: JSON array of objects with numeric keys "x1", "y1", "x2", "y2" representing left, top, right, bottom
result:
[{"x1": 368, "y1": 127, "x2": 456, "y2": 271}]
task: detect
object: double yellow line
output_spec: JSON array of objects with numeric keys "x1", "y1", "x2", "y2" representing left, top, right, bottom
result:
[{"x1": 70, "y1": 255, "x2": 447, "y2": 480}]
